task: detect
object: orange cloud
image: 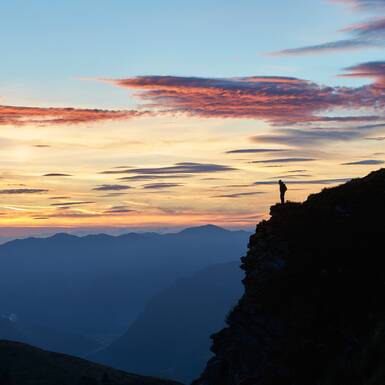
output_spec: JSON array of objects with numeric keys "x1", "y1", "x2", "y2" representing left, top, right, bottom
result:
[
  {"x1": 104, "y1": 68, "x2": 385, "y2": 124},
  {"x1": 0, "y1": 105, "x2": 145, "y2": 126}
]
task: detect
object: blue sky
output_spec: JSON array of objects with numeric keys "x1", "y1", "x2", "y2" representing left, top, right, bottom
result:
[
  {"x1": 0, "y1": 0, "x2": 384, "y2": 232},
  {"x1": 1, "y1": 0, "x2": 381, "y2": 106}
]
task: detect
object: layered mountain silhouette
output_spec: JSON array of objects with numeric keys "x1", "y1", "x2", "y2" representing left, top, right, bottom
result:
[
  {"x1": 0, "y1": 315, "x2": 99, "y2": 357},
  {"x1": 193, "y1": 168, "x2": 385, "y2": 385},
  {"x1": 91, "y1": 261, "x2": 243, "y2": 383},
  {"x1": 0, "y1": 340, "x2": 182, "y2": 385},
  {"x1": 0, "y1": 225, "x2": 249, "y2": 349}
]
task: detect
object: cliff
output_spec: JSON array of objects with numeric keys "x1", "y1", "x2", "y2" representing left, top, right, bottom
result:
[{"x1": 193, "y1": 169, "x2": 385, "y2": 385}]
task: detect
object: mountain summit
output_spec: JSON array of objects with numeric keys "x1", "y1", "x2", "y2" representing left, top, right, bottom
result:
[{"x1": 193, "y1": 169, "x2": 385, "y2": 385}]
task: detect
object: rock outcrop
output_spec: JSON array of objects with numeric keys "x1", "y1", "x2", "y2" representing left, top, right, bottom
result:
[{"x1": 193, "y1": 169, "x2": 385, "y2": 385}]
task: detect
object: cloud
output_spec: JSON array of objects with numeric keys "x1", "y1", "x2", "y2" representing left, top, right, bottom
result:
[
  {"x1": 101, "y1": 162, "x2": 236, "y2": 175},
  {"x1": 100, "y1": 192, "x2": 129, "y2": 197},
  {"x1": 251, "y1": 127, "x2": 369, "y2": 146},
  {"x1": 225, "y1": 148, "x2": 287, "y2": 154},
  {"x1": 366, "y1": 136, "x2": 385, "y2": 140},
  {"x1": 43, "y1": 173, "x2": 72, "y2": 177},
  {"x1": 332, "y1": 0, "x2": 385, "y2": 9},
  {"x1": 251, "y1": 158, "x2": 316, "y2": 164},
  {"x1": 50, "y1": 201, "x2": 94, "y2": 206},
  {"x1": 341, "y1": 159, "x2": 384, "y2": 164},
  {"x1": 48, "y1": 211, "x2": 101, "y2": 218},
  {"x1": 92, "y1": 184, "x2": 132, "y2": 191},
  {"x1": 340, "y1": 61, "x2": 385, "y2": 85},
  {"x1": 0, "y1": 105, "x2": 145, "y2": 126},
  {"x1": 254, "y1": 178, "x2": 351, "y2": 185},
  {"x1": 117, "y1": 174, "x2": 193, "y2": 181},
  {"x1": 212, "y1": 191, "x2": 266, "y2": 198},
  {"x1": 33, "y1": 144, "x2": 51, "y2": 148},
  {"x1": 104, "y1": 71, "x2": 385, "y2": 124},
  {"x1": 104, "y1": 206, "x2": 136, "y2": 214},
  {"x1": 0, "y1": 188, "x2": 48, "y2": 194},
  {"x1": 271, "y1": 17, "x2": 385, "y2": 56},
  {"x1": 49, "y1": 196, "x2": 71, "y2": 200},
  {"x1": 142, "y1": 183, "x2": 182, "y2": 189}
]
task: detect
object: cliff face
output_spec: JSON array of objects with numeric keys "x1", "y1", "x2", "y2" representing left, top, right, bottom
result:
[{"x1": 193, "y1": 169, "x2": 385, "y2": 385}]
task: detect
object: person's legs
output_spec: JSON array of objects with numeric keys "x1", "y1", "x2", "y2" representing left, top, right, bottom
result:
[{"x1": 280, "y1": 191, "x2": 284, "y2": 204}]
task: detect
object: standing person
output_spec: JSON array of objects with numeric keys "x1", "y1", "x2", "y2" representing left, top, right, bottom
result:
[{"x1": 279, "y1": 180, "x2": 287, "y2": 204}]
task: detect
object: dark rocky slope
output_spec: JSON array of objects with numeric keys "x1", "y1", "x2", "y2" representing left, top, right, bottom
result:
[
  {"x1": 0, "y1": 340, "x2": 182, "y2": 385},
  {"x1": 193, "y1": 169, "x2": 385, "y2": 385}
]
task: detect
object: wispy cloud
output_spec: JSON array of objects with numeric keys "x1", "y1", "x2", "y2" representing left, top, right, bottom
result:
[
  {"x1": 225, "y1": 148, "x2": 287, "y2": 154},
  {"x1": 254, "y1": 178, "x2": 351, "y2": 185},
  {"x1": 102, "y1": 162, "x2": 236, "y2": 175},
  {"x1": 212, "y1": 191, "x2": 265, "y2": 198},
  {"x1": 142, "y1": 183, "x2": 182, "y2": 189},
  {"x1": 43, "y1": 173, "x2": 72, "y2": 177},
  {"x1": 251, "y1": 127, "x2": 369, "y2": 146},
  {"x1": 341, "y1": 159, "x2": 384, "y2": 164},
  {"x1": 0, "y1": 188, "x2": 48, "y2": 194},
  {"x1": 92, "y1": 184, "x2": 132, "y2": 191},
  {"x1": 340, "y1": 61, "x2": 385, "y2": 85},
  {"x1": 50, "y1": 201, "x2": 94, "y2": 206},
  {"x1": 117, "y1": 174, "x2": 193, "y2": 181},
  {"x1": 103, "y1": 206, "x2": 135, "y2": 214},
  {"x1": 251, "y1": 158, "x2": 316, "y2": 164},
  {"x1": 333, "y1": 0, "x2": 385, "y2": 10},
  {"x1": 0, "y1": 105, "x2": 145, "y2": 126},
  {"x1": 270, "y1": 16, "x2": 385, "y2": 56}
]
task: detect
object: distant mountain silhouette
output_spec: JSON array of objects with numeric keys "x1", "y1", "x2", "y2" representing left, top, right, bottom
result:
[
  {"x1": 0, "y1": 340, "x2": 182, "y2": 385},
  {"x1": 0, "y1": 225, "x2": 249, "y2": 352},
  {"x1": 91, "y1": 261, "x2": 243, "y2": 383},
  {"x1": 0, "y1": 315, "x2": 99, "y2": 357},
  {"x1": 194, "y1": 169, "x2": 385, "y2": 385}
]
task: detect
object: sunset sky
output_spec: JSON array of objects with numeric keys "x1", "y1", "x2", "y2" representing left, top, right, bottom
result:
[{"x1": 0, "y1": 0, "x2": 384, "y2": 234}]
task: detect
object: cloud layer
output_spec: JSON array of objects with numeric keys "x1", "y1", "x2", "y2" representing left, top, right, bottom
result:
[
  {"x1": 271, "y1": 18, "x2": 385, "y2": 55},
  {"x1": 106, "y1": 68, "x2": 385, "y2": 124},
  {"x1": 0, "y1": 105, "x2": 144, "y2": 126}
]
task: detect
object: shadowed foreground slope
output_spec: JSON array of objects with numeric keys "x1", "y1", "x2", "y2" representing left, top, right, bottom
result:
[
  {"x1": 0, "y1": 340, "x2": 183, "y2": 385},
  {"x1": 193, "y1": 169, "x2": 385, "y2": 385}
]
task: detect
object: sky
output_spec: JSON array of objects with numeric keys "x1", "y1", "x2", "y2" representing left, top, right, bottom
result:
[{"x1": 0, "y1": 0, "x2": 384, "y2": 234}]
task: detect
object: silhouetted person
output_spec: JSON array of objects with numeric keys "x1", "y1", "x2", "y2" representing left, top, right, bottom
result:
[{"x1": 279, "y1": 180, "x2": 287, "y2": 204}]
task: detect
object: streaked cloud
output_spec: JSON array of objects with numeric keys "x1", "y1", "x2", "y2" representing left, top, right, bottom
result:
[
  {"x1": 0, "y1": 105, "x2": 145, "y2": 126},
  {"x1": 340, "y1": 61, "x2": 385, "y2": 85},
  {"x1": 333, "y1": 0, "x2": 385, "y2": 9},
  {"x1": 252, "y1": 128, "x2": 367, "y2": 146},
  {"x1": 254, "y1": 178, "x2": 351, "y2": 185},
  {"x1": 212, "y1": 191, "x2": 266, "y2": 198},
  {"x1": 271, "y1": 16, "x2": 385, "y2": 56},
  {"x1": 0, "y1": 188, "x2": 48, "y2": 194},
  {"x1": 50, "y1": 201, "x2": 94, "y2": 206},
  {"x1": 43, "y1": 173, "x2": 72, "y2": 177},
  {"x1": 92, "y1": 184, "x2": 132, "y2": 191},
  {"x1": 142, "y1": 183, "x2": 182, "y2": 189},
  {"x1": 341, "y1": 159, "x2": 384, "y2": 164},
  {"x1": 225, "y1": 148, "x2": 287, "y2": 154},
  {"x1": 251, "y1": 157, "x2": 316, "y2": 164},
  {"x1": 117, "y1": 175, "x2": 193, "y2": 181},
  {"x1": 101, "y1": 162, "x2": 236, "y2": 175},
  {"x1": 104, "y1": 206, "x2": 135, "y2": 214}
]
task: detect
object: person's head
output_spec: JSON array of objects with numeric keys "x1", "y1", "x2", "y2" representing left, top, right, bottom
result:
[{"x1": 279, "y1": 179, "x2": 282, "y2": 184}]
